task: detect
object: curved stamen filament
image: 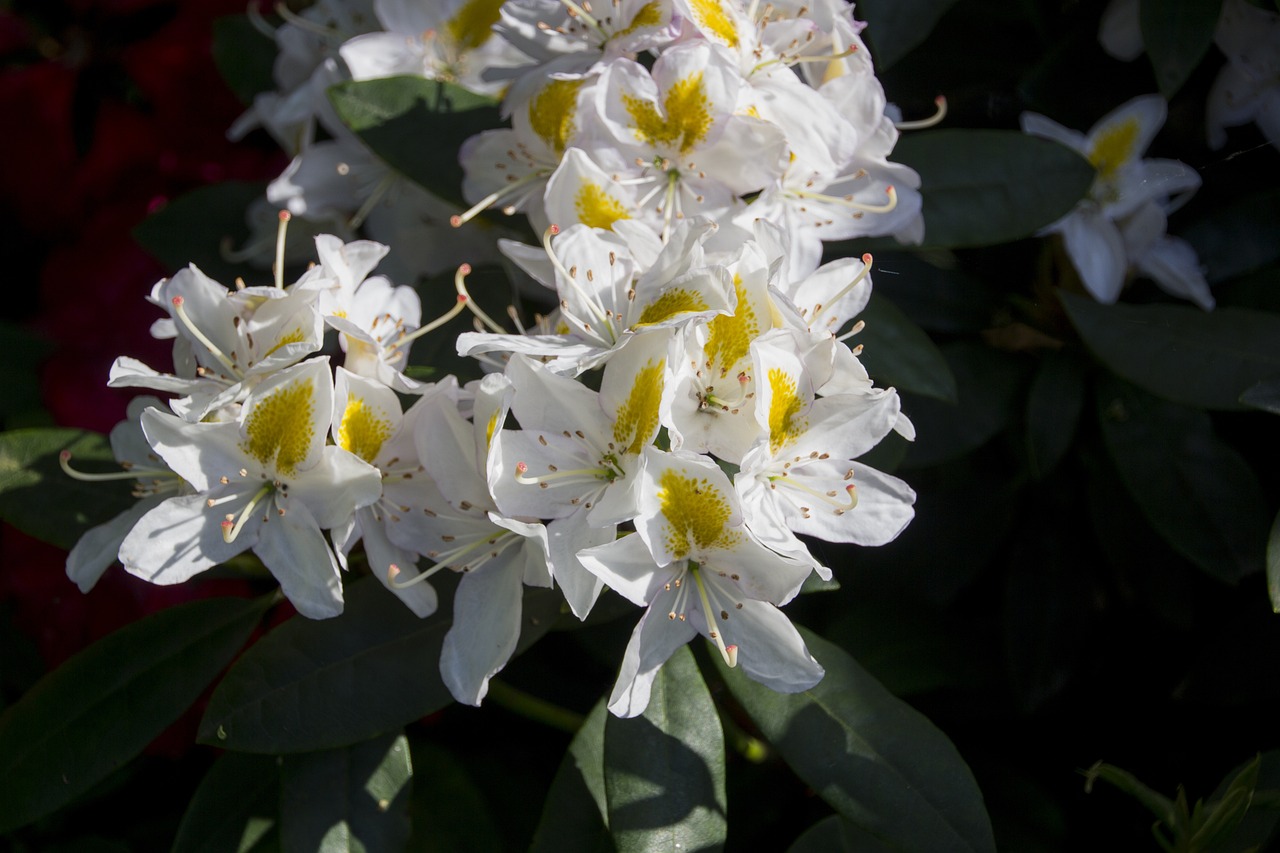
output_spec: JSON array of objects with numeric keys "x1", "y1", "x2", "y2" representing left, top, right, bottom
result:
[
  {"x1": 792, "y1": 185, "x2": 898, "y2": 213},
  {"x1": 558, "y1": 0, "x2": 606, "y2": 36},
  {"x1": 820, "y1": 254, "x2": 874, "y2": 317},
  {"x1": 660, "y1": 169, "x2": 679, "y2": 244},
  {"x1": 59, "y1": 450, "x2": 172, "y2": 482},
  {"x1": 387, "y1": 561, "x2": 449, "y2": 590},
  {"x1": 453, "y1": 264, "x2": 507, "y2": 334},
  {"x1": 541, "y1": 226, "x2": 615, "y2": 339},
  {"x1": 705, "y1": 372, "x2": 751, "y2": 411},
  {"x1": 221, "y1": 483, "x2": 274, "y2": 543},
  {"x1": 894, "y1": 96, "x2": 948, "y2": 131},
  {"x1": 347, "y1": 174, "x2": 396, "y2": 230},
  {"x1": 171, "y1": 296, "x2": 242, "y2": 377},
  {"x1": 835, "y1": 319, "x2": 865, "y2": 343},
  {"x1": 274, "y1": 210, "x2": 290, "y2": 290},
  {"x1": 752, "y1": 45, "x2": 857, "y2": 75},
  {"x1": 430, "y1": 530, "x2": 521, "y2": 572},
  {"x1": 246, "y1": 2, "x2": 277, "y2": 38},
  {"x1": 274, "y1": 2, "x2": 342, "y2": 38},
  {"x1": 392, "y1": 293, "x2": 470, "y2": 350},
  {"x1": 770, "y1": 475, "x2": 857, "y2": 511},
  {"x1": 451, "y1": 171, "x2": 547, "y2": 228},
  {"x1": 690, "y1": 565, "x2": 738, "y2": 667},
  {"x1": 514, "y1": 461, "x2": 614, "y2": 487}
]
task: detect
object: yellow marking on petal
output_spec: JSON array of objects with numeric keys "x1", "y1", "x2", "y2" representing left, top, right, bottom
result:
[
  {"x1": 1089, "y1": 117, "x2": 1140, "y2": 182},
  {"x1": 337, "y1": 395, "x2": 392, "y2": 463},
  {"x1": 485, "y1": 410, "x2": 500, "y2": 449},
  {"x1": 688, "y1": 0, "x2": 739, "y2": 46},
  {"x1": 446, "y1": 0, "x2": 504, "y2": 51},
  {"x1": 555, "y1": 320, "x2": 571, "y2": 335},
  {"x1": 262, "y1": 328, "x2": 306, "y2": 360},
  {"x1": 242, "y1": 379, "x2": 316, "y2": 476},
  {"x1": 575, "y1": 182, "x2": 630, "y2": 230},
  {"x1": 613, "y1": 358, "x2": 665, "y2": 455},
  {"x1": 658, "y1": 468, "x2": 738, "y2": 559},
  {"x1": 622, "y1": 73, "x2": 713, "y2": 155},
  {"x1": 767, "y1": 368, "x2": 806, "y2": 454},
  {"x1": 615, "y1": 0, "x2": 664, "y2": 37},
  {"x1": 529, "y1": 79, "x2": 583, "y2": 156},
  {"x1": 332, "y1": 309, "x2": 348, "y2": 319},
  {"x1": 635, "y1": 288, "x2": 708, "y2": 326},
  {"x1": 704, "y1": 274, "x2": 756, "y2": 374}
]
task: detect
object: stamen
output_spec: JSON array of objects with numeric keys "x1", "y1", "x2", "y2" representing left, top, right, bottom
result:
[
  {"x1": 450, "y1": 171, "x2": 546, "y2": 227},
  {"x1": 392, "y1": 293, "x2": 470, "y2": 348},
  {"x1": 171, "y1": 296, "x2": 241, "y2": 376},
  {"x1": 59, "y1": 450, "x2": 171, "y2": 482},
  {"x1": 274, "y1": 210, "x2": 290, "y2": 290},
  {"x1": 221, "y1": 483, "x2": 274, "y2": 543},
  {"x1": 453, "y1": 264, "x2": 506, "y2": 334},
  {"x1": 820, "y1": 254, "x2": 874, "y2": 319},
  {"x1": 347, "y1": 174, "x2": 396, "y2": 230},
  {"x1": 792, "y1": 186, "x2": 898, "y2": 213},
  {"x1": 769, "y1": 476, "x2": 857, "y2": 511},
  {"x1": 894, "y1": 96, "x2": 948, "y2": 131},
  {"x1": 690, "y1": 565, "x2": 737, "y2": 668},
  {"x1": 541, "y1": 225, "x2": 615, "y2": 340},
  {"x1": 752, "y1": 45, "x2": 857, "y2": 75},
  {"x1": 835, "y1": 319, "x2": 866, "y2": 343},
  {"x1": 514, "y1": 460, "x2": 614, "y2": 487},
  {"x1": 387, "y1": 561, "x2": 449, "y2": 590},
  {"x1": 274, "y1": 2, "x2": 342, "y2": 38}
]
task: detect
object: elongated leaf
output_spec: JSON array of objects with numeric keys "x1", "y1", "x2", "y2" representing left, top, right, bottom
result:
[
  {"x1": 213, "y1": 15, "x2": 277, "y2": 106},
  {"x1": 1096, "y1": 375, "x2": 1269, "y2": 583},
  {"x1": 1141, "y1": 0, "x2": 1224, "y2": 98},
  {"x1": 1268, "y1": 509, "x2": 1280, "y2": 613},
  {"x1": 173, "y1": 752, "x2": 281, "y2": 853},
  {"x1": 1183, "y1": 189, "x2": 1280, "y2": 284},
  {"x1": 857, "y1": 0, "x2": 963, "y2": 69},
  {"x1": 327, "y1": 77, "x2": 500, "y2": 206},
  {"x1": 1242, "y1": 379, "x2": 1280, "y2": 414},
  {"x1": 404, "y1": 740, "x2": 503, "y2": 853},
  {"x1": 0, "y1": 322, "x2": 52, "y2": 428},
  {"x1": 530, "y1": 700, "x2": 614, "y2": 853},
  {"x1": 788, "y1": 815, "x2": 894, "y2": 853},
  {"x1": 1062, "y1": 290, "x2": 1280, "y2": 410},
  {"x1": 714, "y1": 629, "x2": 996, "y2": 852},
  {"x1": 199, "y1": 576, "x2": 561, "y2": 753},
  {"x1": 281, "y1": 732, "x2": 412, "y2": 853},
  {"x1": 869, "y1": 131, "x2": 1094, "y2": 250},
  {"x1": 133, "y1": 181, "x2": 269, "y2": 283},
  {"x1": 857, "y1": 294, "x2": 957, "y2": 402},
  {"x1": 0, "y1": 428, "x2": 135, "y2": 550},
  {"x1": 0, "y1": 596, "x2": 270, "y2": 833},
  {"x1": 604, "y1": 646, "x2": 726, "y2": 853},
  {"x1": 1210, "y1": 751, "x2": 1280, "y2": 852},
  {"x1": 1024, "y1": 349, "x2": 1087, "y2": 479}
]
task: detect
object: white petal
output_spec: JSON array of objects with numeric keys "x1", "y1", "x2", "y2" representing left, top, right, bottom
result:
[
  {"x1": 608, "y1": 589, "x2": 698, "y2": 718},
  {"x1": 119, "y1": 494, "x2": 249, "y2": 585},
  {"x1": 441, "y1": 554, "x2": 526, "y2": 705},
  {"x1": 254, "y1": 499, "x2": 344, "y2": 619},
  {"x1": 67, "y1": 499, "x2": 157, "y2": 592},
  {"x1": 1060, "y1": 209, "x2": 1128, "y2": 303},
  {"x1": 578, "y1": 533, "x2": 664, "y2": 607},
  {"x1": 546, "y1": 514, "x2": 613, "y2": 619},
  {"x1": 718, "y1": 598, "x2": 824, "y2": 693}
]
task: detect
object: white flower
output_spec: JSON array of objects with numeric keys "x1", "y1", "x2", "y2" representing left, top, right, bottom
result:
[{"x1": 1208, "y1": 0, "x2": 1280, "y2": 152}]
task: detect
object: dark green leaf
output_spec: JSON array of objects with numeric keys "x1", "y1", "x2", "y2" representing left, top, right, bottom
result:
[
  {"x1": 857, "y1": 0, "x2": 963, "y2": 69},
  {"x1": 0, "y1": 596, "x2": 269, "y2": 833},
  {"x1": 857, "y1": 293, "x2": 957, "y2": 402},
  {"x1": 1241, "y1": 378, "x2": 1280, "y2": 414},
  {"x1": 787, "y1": 815, "x2": 895, "y2": 853},
  {"x1": 1210, "y1": 751, "x2": 1280, "y2": 852},
  {"x1": 866, "y1": 131, "x2": 1094, "y2": 250},
  {"x1": 1024, "y1": 349, "x2": 1087, "y2": 479},
  {"x1": 530, "y1": 700, "x2": 615, "y2": 853},
  {"x1": 199, "y1": 576, "x2": 561, "y2": 753},
  {"x1": 604, "y1": 646, "x2": 726, "y2": 853},
  {"x1": 1268, "y1": 509, "x2": 1280, "y2": 613},
  {"x1": 866, "y1": 252, "x2": 1002, "y2": 335},
  {"x1": 1183, "y1": 189, "x2": 1280, "y2": 284},
  {"x1": 405, "y1": 741, "x2": 503, "y2": 853},
  {"x1": 173, "y1": 751, "x2": 281, "y2": 853},
  {"x1": 213, "y1": 15, "x2": 278, "y2": 106},
  {"x1": 0, "y1": 322, "x2": 52, "y2": 428},
  {"x1": 1141, "y1": 0, "x2": 1224, "y2": 98},
  {"x1": 1061, "y1": 290, "x2": 1280, "y2": 410},
  {"x1": 281, "y1": 732, "x2": 412, "y2": 853},
  {"x1": 133, "y1": 181, "x2": 270, "y2": 283},
  {"x1": 0, "y1": 428, "x2": 135, "y2": 549},
  {"x1": 327, "y1": 77, "x2": 501, "y2": 206},
  {"x1": 1096, "y1": 375, "x2": 1269, "y2": 583},
  {"x1": 714, "y1": 629, "x2": 996, "y2": 852}
]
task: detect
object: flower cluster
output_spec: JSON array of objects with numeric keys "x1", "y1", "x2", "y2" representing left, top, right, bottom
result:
[{"x1": 66, "y1": 0, "x2": 921, "y2": 718}]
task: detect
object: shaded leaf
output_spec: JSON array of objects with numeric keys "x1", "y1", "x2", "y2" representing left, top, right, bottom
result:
[
  {"x1": 1268, "y1": 509, "x2": 1280, "y2": 613},
  {"x1": 857, "y1": 0, "x2": 963, "y2": 69},
  {"x1": 0, "y1": 428, "x2": 134, "y2": 549},
  {"x1": 173, "y1": 751, "x2": 281, "y2": 853},
  {"x1": 1061, "y1": 290, "x2": 1280, "y2": 410},
  {"x1": 714, "y1": 629, "x2": 996, "y2": 852},
  {"x1": 1096, "y1": 375, "x2": 1268, "y2": 583},
  {"x1": 1210, "y1": 751, "x2": 1280, "y2": 852},
  {"x1": 787, "y1": 814, "x2": 896, "y2": 853},
  {"x1": 0, "y1": 322, "x2": 53, "y2": 428},
  {"x1": 0, "y1": 596, "x2": 270, "y2": 833},
  {"x1": 404, "y1": 741, "x2": 503, "y2": 853},
  {"x1": 133, "y1": 181, "x2": 269, "y2": 283},
  {"x1": 1024, "y1": 349, "x2": 1087, "y2": 479},
  {"x1": 604, "y1": 646, "x2": 726, "y2": 853},
  {"x1": 327, "y1": 77, "x2": 501, "y2": 206},
  {"x1": 213, "y1": 15, "x2": 277, "y2": 106},
  {"x1": 865, "y1": 131, "x2": 1094, "y2": 250},
  {"x1": 199, "y1": 576, "x2": 561, "y2": 753},
  {"x1": 1183, "y1": 189, "x2": 1280, "y2": 284},
  {"x1": 530, "y1": 700, "x2": 615, "y2": 853},
  {"x1": 1141, "y1": 0, "x2": 1224, "y2": 98},
  {"x1": 1241, "y1": 378, "x2": 1280, "y2": 414},
  {"x1": 857, "y1": 293, "x2": 957, "y2": 402},
  {"x1": 869, "y1": 252, "x2": 1002, "y2": 335},
  {"x1": 280, "y1": 732, "x2": 413, "y2": 853}
]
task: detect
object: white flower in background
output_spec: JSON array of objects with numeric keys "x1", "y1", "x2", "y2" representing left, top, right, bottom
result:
[
  {"x1": 1020, "y1": 95, "x2": 1214, "y2": 309},
  {"x1": 495, "y1": 0, "x2": 676, "y2": 70},
  {"x1": 579, "y1": 447, "x2": 820, "y2": 717},
  {"x1": 118, "y1": 358, "x2": 383, "y2": 619},
  {"x1": 1208, "y1": 0, "x2": 1280, "y2": 152},
  {"x1": 1097, "y1": 0, "x2": 1143, "y2": 62}
]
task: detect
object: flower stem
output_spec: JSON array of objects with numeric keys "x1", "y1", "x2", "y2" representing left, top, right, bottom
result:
[{"x1": 485, "y1": 680, "x2": 585, "y2": 734}]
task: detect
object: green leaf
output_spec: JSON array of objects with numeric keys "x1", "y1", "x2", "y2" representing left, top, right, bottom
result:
[
  {"x1": 787, "y1": 815, "x2": 895, "y2": 853},
  {"x1": 1024, "y1": 349, "x2": 1087, "y2": 479},
  {"x1": 133, "y1": 181, "x2": 269, "y2": 283},
  {"x1": 0, "y1": 322, "x2": 52, "y2": 428},
  {"x1": 213, "y1": 15, "x2": 278, "y2": 106},
  {"x1": 199, "y1": 576, "x2": 561, "y2": 753},
  {"x1": 173, "y1": 751, "x2": 281, "y2": 853},
  {"x1": 1241, "y1": 378, "x2": 1280, "y2": 414},
  {"x1": 1096, "y1": 375, "x2": 1269, "y2": 583},
  {"x1": 1210, "y1": 751, "x2": 1280, "y2": 852},
  {"x1": 327, "y1": 77, "x2": 501, "y2": 206},
  {"x1": 1141, "y1": 0, "x2": 1224, "y2": 98},
  {"x1": 604, "y1": 646, "x2": 726, "y2": 853},
  {"x1": 1183, "y1": 189, "x2": 1280, "y2": 283},
  {"x1": 530, "y1": 700, "x2": 615, "y2": 853},
  {"x1": 1061, "y1": 290, "x2": 1280, "y2": 410},
  {"x1": 857, "y1": 293, "x2": 957, "y2": 402},
  {"x1": 713, "y1": 629, "x2": 996, "y2": 852},
  {"x1": 868, "y1": 252, "x2": 1002, "y2": 335},
  {"x1": 1268, "y1": 509, "x2": 1280, "y2": 613},
  {"x1": 871, "y1": 131, "x2": 1094, "y2": 250},
  {"x1": 404, "y1": 741, "x2": 503, "y2": 853},
  {"x1": 857, "y1": 0, "x2": 963, "y2": 69},
  {"x1": 0, "y1": 428, "x2": 135, "y2": 549},
  {"x1": 280, "y1": 733, "x2": 413, "y2": 853},
  {"x1": 0, "y1": 596, "x2": 270, "y2": 833}
]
